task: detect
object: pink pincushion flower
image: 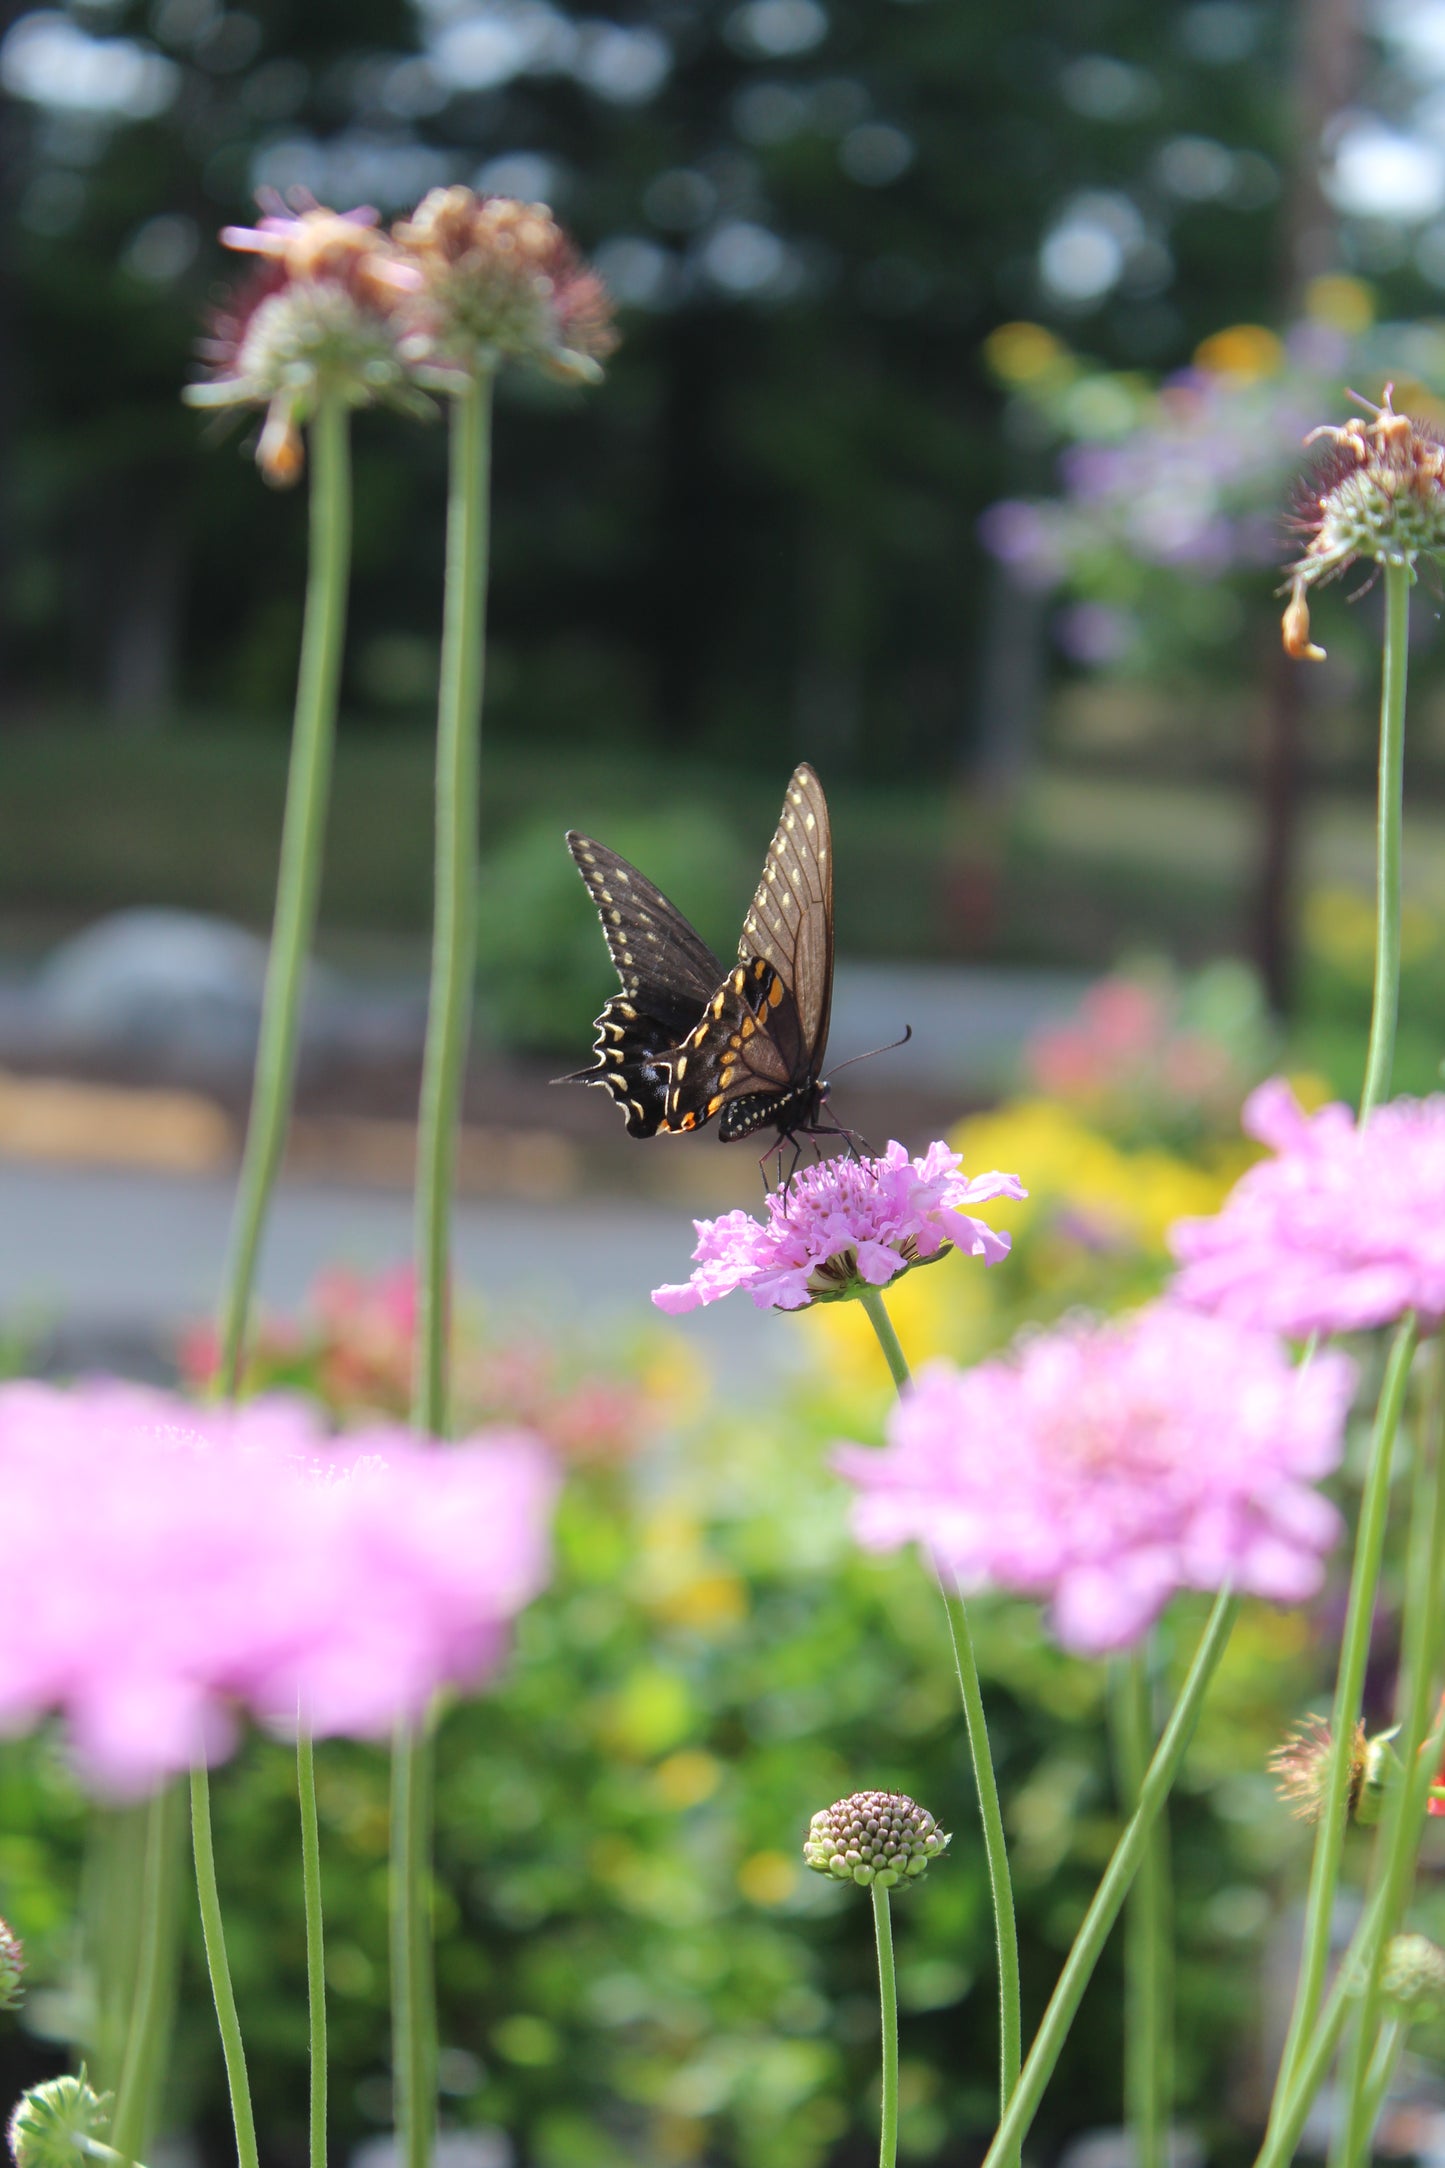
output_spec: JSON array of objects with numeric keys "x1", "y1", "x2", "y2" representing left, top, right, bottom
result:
[
  {"x1": 1170, "y1": 1078, "x2": 1445, "y2": 1335},
  {"x1": 0, "y1": 1382, "x2": 556, "y2": 1793},
  {"x1": 836, "y1": 1303, "x2": 1354, "y2": 1654},
  {"x1": 652, "y1": 1141, "x2": 1025, "y2": 1314}
]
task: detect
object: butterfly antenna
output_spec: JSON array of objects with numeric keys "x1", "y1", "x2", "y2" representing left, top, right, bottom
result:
[{"x1": 825, "y1": 1023, "x2": 913, "y2": 1079}]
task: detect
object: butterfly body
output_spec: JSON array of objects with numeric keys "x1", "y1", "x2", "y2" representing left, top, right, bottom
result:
[{"x1": 561, "y1": 764, "x2": 837, "y2": 1156}]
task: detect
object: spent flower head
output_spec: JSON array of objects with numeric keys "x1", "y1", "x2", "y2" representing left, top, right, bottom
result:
[
  {"x1": 803, "y1": 1791, "x2": 950, "y2": 1889},
  {"x1": 7, "y1": 2076, "x2": 110, "y2": 2168},
  {"x1": 393, "y1": 187, "x2": 617, "y2": 385},
  {"x1": 653, "y1": 1140, "x2": 1024, "y2": 1314},
  {"x1": 0, "y1": 1919, "x2": 22, "y2": 2010},
  {"x1": 1282, "y1": 385, "x2": 1445, "y2": 660},
  {"x1": 1171, "y1": 1077, "x2": 1445, "y2": 1336},
  {"x1": 1267, "y1": 1714, "x2": 1373, "y2": 1823},
  {"x1": 837, "y1": 1301, "x2": 1353, "y2": 1655},
  {"x1": 186, "y1": 199, "x2": 428, "y2": 484}
]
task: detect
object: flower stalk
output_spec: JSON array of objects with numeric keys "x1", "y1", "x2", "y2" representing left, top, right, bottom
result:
[
  {"x1": 297, "y1": 1720, "x2": 327, "y2": 2168},
  {"x1": 394, "y1": 366, "x2": 494, "y2": 2168},
  {"x1": 980, "y1": 1590, "x2": 1239, "y2": 2168},
  {"x1": 872, "y1": 1883, "x2": 899, "y2": 2168},
  {"x1": 1360, "y1": 559, "x2": 1409, "y2": 1118},
  {"x1": 216, "y1": 393, "x2": 352, "y2": 1393},
  {"x1": 856, "y1": 1285, "x2": 1022, "y2": 2159},
  {"x1": 1266, "y1": 1312, "x2": 1418, "y2": 2125},
  {"x1": 1111, "y1": 1641, "x2": 1171, "y2": 2168},
  {"x1": 190, "y1": 1765, "x2": 259, "y2": 2168},
  {"x1": 110, "y1": 1786, "x2": 183, "y2": 2164},
  {"x1": 1333, "y1": 1337, "x2": 1445, "y2": 2166}
]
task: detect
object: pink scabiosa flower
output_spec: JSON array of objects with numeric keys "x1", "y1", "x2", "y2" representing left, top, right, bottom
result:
[
  {"x1": 1171, "y1": 1077, "x2": 1445, "y2": 1335},
  {"x1": 185, "y1": 200, "x2": 428, "y2": 484},
  {"x1": 392, "y1": 186, "x2": 617, "y2": 385},
  {"x1": 652, "y1": 1140, "x2": 1025, "y2": 1314},
  {"x1": 0, "y1": 1381, "x2": 556, "y2": 1794},
  {"x1": 835, "y1": 1302, "x2": 1354, "y2": 1655},
  {"x1": 1282, "y1": 386, "x2": 1445, "y2": 661}
]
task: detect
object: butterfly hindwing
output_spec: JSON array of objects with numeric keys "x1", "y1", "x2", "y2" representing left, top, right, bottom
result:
[{"x1": 559, "y1": 834, "x2": 723, "y2": 1138}]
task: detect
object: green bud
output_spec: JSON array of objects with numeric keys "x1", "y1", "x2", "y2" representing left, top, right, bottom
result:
[
  {"x1": 803, "y1": 1790, "x2": 951, "y2": 1891},
  {"x1": 0, "y1": 1918, "x2": 23, "y2": 2010},
  {"x1": 1380, "y1": 1933, "x2": 1445, "y2": 2022},
  {"x1": 7, "y1": 2074, "x2": 111, "y2": 2168}
]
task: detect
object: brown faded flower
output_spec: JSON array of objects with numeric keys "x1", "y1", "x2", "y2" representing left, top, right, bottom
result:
[
  {"x1": 393, "y1": 187, "x2": 617, "y2": 385},
  {"x1": 1268, "y1": 1713, "x2": 1370, "y2": 1821},
  {"x1": 1282, "y1": 385, "x2": 1445, "y2": 661},
  {"x1": 185, "y1": 202, "x2": 428, "y2": 486}
]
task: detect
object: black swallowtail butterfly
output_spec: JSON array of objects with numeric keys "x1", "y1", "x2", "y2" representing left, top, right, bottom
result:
[{"x1": 560, "y1": 763, "x2": 839, "y2": 1156}]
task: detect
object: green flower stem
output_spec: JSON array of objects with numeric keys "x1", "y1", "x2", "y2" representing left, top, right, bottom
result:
[
  {"x1": 193, "y1": 395, "x2": 353, "y2": 2168},
  {"x1": 938, "y1": 1581, "x2": 1022, "y2": 2150},
  {"x1": 413, "y1": 368, "x2": 493, "y2": 1434},
  {"x1": 1110, "y1": 1641, "x2": 1171, "y2": 2168},
  {"x1": 980, "y1": 1590, "x2": 1239, "y2": 2168},
  {"x1": 872, "y1": 1882, "x2": 899, "y2": 2168},
  {"x1": 1335, "y1": 1335, "x2": 1445, "y2": 2168},
  {"x1": 1359, "y1": 558, "x2": 1410, "y2": 1120},
  {"x1": 856, "y1": 1283, "x2": 1022, "y2": 2151},
  {"x1": 86, "y1": 1806, "x2": 147, "y2": 2099},
  {"x1": 857, "y1": 1284, "x2": 911, "y2": 1393},
  {"x1": 1255, "y1": 1884, "x2": 1390, "y2": 2168},
  {"x1": 1267, "y1": 1313, "x2": 1418, "y2": 2124},
  {"x1": 1360, "y1": 2021, "x2": 1406, "y2": 2142},
  {"x1": 215, "y1": 393, "x2": 352, "y2": 1396},
  {"x1": 189, "y1": 1765, "x2": 259, "y2": 2168},
  {"x1": 394, "y1": 370, "x2": 494, "y2": 2168},
  {"x1": 1253, "y1": 1697, "x2": 1445, "y2": 2168},
  {"x1": 297, "y1": 1721, "x2": 327, "y2": 2168},
  {"x1": 110, "y1": 1785, "x2": 182, "y2": 2163},
  {"x1": 391, "y1": 1713, "x2": 436, "y2": 2168}
]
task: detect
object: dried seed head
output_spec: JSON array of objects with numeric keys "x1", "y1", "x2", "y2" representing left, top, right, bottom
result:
[
  {"x1": 1283, "y1": 385, "x2": 1445, "y2": 661},
  {"x1": 185, "y1": 202, "x2": 428, "y2": 485},
  {"x1": 1267, "y1": 1714, "x2": 1371, "y2": 1822},
  {"x1": 394, "y1": 187, "x2": 617, "y2": 386},
  {"x1": 803, "y1": 1790, "x2": 951, "y2": 1890}
]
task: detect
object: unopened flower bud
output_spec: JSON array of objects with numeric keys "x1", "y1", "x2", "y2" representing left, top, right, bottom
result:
[
  {"x1": 803, "y1": 1790, "x2": 950, "y2": 1890},
  {"x1": 394, "y1": 187, "x2": 617, "y2": 386},
  {"x1": 1380, "y1": 1932, "x2": 1445, "y2": 2021},
  {"x1": 0, "y1": 1918, "x2": 23, "y2": 2009},
  {"x1": 1282, "y1": 385, "x2": 1445, "y2": 660},
  {"x1": 7, "y1": 2074, "x2": 110, "y2": 2168}
]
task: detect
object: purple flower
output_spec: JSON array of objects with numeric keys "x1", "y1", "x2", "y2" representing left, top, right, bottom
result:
[
  {"x1": 1171, "y1": 1079, "x2": 1445, "y2": 1335},
  {"x1": 835, "y1": 1302, "x2": 1353, "y2": 1654},
  {"x1": 652, "y1": 1141, "x2": 1025, "y2": 1314},
  {"x1": 976, "y1": 500, "x2": 1071, "y2": 590},
  {"x1": 0, "y1": 1383, "x2": 556, "y2": 1794}
]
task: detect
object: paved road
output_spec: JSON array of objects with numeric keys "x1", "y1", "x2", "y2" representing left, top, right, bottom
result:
[{"x1": 0, "y1": 1160, "x2": 811, "y2": 1386}]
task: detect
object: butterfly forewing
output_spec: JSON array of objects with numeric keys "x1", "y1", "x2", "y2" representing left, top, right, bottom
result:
[
  {"x1": 737, "y1": 763, "x2": 833, "y2": 1064},
  {"x1": 566, "y1": 835, "x2": 722, "y2": 1007}
]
